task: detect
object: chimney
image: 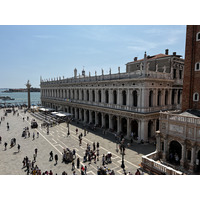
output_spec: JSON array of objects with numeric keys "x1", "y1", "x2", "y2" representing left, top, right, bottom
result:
[
  {"x1": 165, "y1": 49, "x2": 169, "y2": 55},
  {"x1": 173, "y1": 52, "x2": 176, "y2": 56},
  {"x1": 134, "y1": 57, "x2": 137, "y2": 61}
]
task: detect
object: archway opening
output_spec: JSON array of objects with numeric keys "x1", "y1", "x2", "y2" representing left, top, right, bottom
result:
[
  {"x1": 105, "y1": 114, "x2": 109, "y2": 129},
  {"x1": 149, "y1": 90, "x2": 153, "y2": 107},
  {"x1": 133, "y1": 90, "x2": 138, "y2": 107},
  {"x1": 121, "y1": 118, "x2": 127, "y2": 136},
  {"x1": 91, "y1": 111, "x2": 95, "y2": 124},
  {"x1": 112, "y1": 116, "x2": 117, "y2": 132},
  {"x1": 122, "y1": 91, "x2": 126, "y2": 105},
  {"x1": 105, "y1": 90, "x2": 109, "y2": 103},
  {"x1": 169, "y1": 140, "x2": 182, "y2": 165},
  {"x1": 131, "y1": 120, "x2": 138, "y2": 140},
  {"x1": 113, "y1": 90, "x2": 117, "y2": 104},
  {"x1": 86, "y1": 110, "x2": 89, "y2": 123},
  {"x1": 81, "y1": 109, "x2": 84, "y2": 121},
  {"x1": 77, "y1": 108, "x2": 79, "y2": 119},
  {"x1": 97, "y1": 113, "x2": 102, "y2": 127},
  {"x1": 148, "y1": 120, "x2": 153, "y2": 138}
]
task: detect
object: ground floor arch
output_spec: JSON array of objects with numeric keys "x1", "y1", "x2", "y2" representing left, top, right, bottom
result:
[
  {"x1": 105, "y1": 114, "x2": 109, "y2": 129},
  {"x1": 112, "y1": 116, "x2": 117, "y2": 132},
  {"x1": 169, "y1": 140, "x2": 182, "y2": 165},
  {"x1": 121, "y1": 118, "x2": 127, "y2": 136},
  {"x1": 131, "y1": 120, "x2": 138, "y2": 140},
  {"x1": 97, "y1": 112, "x2": 102, "y2": 127}
]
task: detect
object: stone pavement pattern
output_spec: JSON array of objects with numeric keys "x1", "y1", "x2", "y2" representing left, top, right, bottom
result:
[{"x1": 0, "y1": 108, "x2": 155, "y2": 175}]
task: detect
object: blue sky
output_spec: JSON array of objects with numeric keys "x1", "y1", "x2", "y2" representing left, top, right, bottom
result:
[{"x1": 0, "y1": 25, "x2": 186, "y2": 88}]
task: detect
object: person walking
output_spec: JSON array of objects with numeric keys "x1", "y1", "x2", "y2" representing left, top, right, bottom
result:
[
  {"x1": 84, "y1": 128, "x2": 86, "y2": 136},
  {"x1": 71, "y1": 160, "x2": 75, "y2": 171},
  {"x1": 97, "y1": 149, "x2": 99, "y2": 161},
  {"x1": 77, "y1": 157, "x2": 80, "y2": 169},
  {"x1": 33, "y1": 132, "x2": 35, "y2": 140},
  {"x1": 0, "y1": 136, "x2": 1, "y2": 144},
  {"x1": 84, "y1": 165, "x2": 87, "y2": 175},
  {"x1": 97, "y1": 142, "x2": 99, "y2": 149},
  {"x1": 49, "y1": 151, "x2": 53, "y2": 161},
  {"x1": 33, "y1": 153, "x2": 37, "y2": 161},
  {"x1": 35, "y1": 148, "x2": 38, "y2": 155},
  {"x1": 102, "y1": 154, "x2": 105, "y2": 166},
  {"x1": 55, "y1": 154, "x2": 58, "y2": 165},
  {"x1": 4, "y1": 142, "x2": 7, "y2": 150},
  {"x1": 17, "y1": 144, "x2": 20, "y2": 152},
  {"x1": 93, "y1": 142, "x2": 95, "y2": 151},
  {"x1": 37, "y1": 132, "x2": 39, "y2": 138}
]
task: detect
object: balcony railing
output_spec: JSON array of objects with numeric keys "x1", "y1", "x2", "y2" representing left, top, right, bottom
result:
[{"x1": 141, "y1": 151, "x2": 182, "y2": 175}]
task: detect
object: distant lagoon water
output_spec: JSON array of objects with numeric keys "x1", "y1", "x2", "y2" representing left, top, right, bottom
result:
[{"x1": 0, "y1": 88, "x2": 41, "y2": 105}]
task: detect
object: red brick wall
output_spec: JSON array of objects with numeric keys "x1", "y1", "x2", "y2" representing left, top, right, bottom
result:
[{"x1": 182, "y1": 25, "x2": 200, "y2": 111}]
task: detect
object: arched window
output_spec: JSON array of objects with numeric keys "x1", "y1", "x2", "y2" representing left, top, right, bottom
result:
[
  {"x1": 86, "y1": 90, "x2": 89, "y2": 101},
  {"x1": 122, "y1": 90, "x2": 126, "y2": 105},
  {"x1": 92, "y1": 90, "x2": 95, "y2": 102},
  {"x1": 195, "y1": 62, "x2": 200, "y2": 71},
  {"x1": 149, "y1": 90, "x2": 153, "y2": 107},
  {"x1": 98, "y1": 90, "x2": 101, "y2": 102},
  {"x1": 193, "y1": 92, "x2": 199, "y2": 101},
  {"x1": 77, "y1": 90, "x2": 79, "y2": 100},
  {"x1": 157, "y1": 90, "x2": 161, "y2": 106},
  {"x1": 165, "y1": 90, "x2": 168, "y2": 105},
  {"x1": 133, "y1": 90, "x2": 138, "y2": 107},
  {"x1": 113, "y1": 90, "x2": 117, "y2": 104},
  {"x1": 105, "y1": 90, "x2": 109, "y2": 103},
  {"x1": 82, "y1": 90, "x2": 84, "y2": 100},
  {"x1": 197, "y1": 32, "x2": 200, "y2": 41}
]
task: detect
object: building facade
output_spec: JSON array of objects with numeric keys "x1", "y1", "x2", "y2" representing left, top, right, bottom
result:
[
  {"x1": 40, "y1": 49, "x2": 184, "y2": 142},
  {"x1": 155, "y1": 25, "x2": 200, "y2": 173}
]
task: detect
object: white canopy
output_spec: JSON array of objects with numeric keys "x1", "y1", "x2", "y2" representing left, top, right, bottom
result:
[
  {"x1": 39, "y1": 108, "x2": 55, "y2": 112},
  {"x1": 56, "y1": 113, "x2": 67, "y2": 117}
]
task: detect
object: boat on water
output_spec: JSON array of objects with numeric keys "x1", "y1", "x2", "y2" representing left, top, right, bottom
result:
[{"x1": 0, "y1": 96, "x2": 15, "y2": 101}]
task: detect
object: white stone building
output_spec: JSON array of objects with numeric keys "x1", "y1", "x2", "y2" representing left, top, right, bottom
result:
[{"x1": 40, "y1": 49, "x2": 184, "y2": 142}]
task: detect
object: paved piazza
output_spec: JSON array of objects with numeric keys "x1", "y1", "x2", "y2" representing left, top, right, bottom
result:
[{"x1": 0, "y1": 108, "x2": 155, "y2": 175}]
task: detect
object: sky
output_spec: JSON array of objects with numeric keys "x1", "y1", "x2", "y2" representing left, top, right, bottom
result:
[{"x1": 0, "y1": 25, "x2": 186, "y2": 88}]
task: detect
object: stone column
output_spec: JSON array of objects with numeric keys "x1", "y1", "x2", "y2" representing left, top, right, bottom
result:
[
  {"x1": 190, "y1": 144, "x2": 196, "y2": 171},
  {"x1": 26, "y1": 80, "x2": 31, "y2": 109},
  {"x1": 163, "y1": 135, "x2": 168, "y2": 161},
  {"x1": 89, "y1": 110, "x2": 93, "y2": 123},
  {"x1": 117, "y1": 89, "x2": 120, "y2": 105},
  {"x1": 109, "y1": 115, "x2": 113, "y2": 129},
  {"x1": 95, "y1": 112, "x2": 98, "y2": 125},
  {"x1": 117, "y1": 116, "x2": 121, "y2": 133},
  {"x1": 126, "y1": 118, "x2": 131, "y2": 139},
  {"x1": 109, "y1": 89, "x2": 112, "y2": 104},
  {"x1": 84, "y1": 110, "x2": 87, "y2": 123},
  {"x1": 180, "y1": 141, "x2": 186, "y2": 167},
  {"x1": 168, "y1": 89, "x2": 172, "y2": 105},
  {"x1": 154, "y1": 89, "x2": 157, "y2": 107},
  {"x1": 140, "y1": 119, "x2": 148, "y2": 142},
  {"x1": 127, "y1": 89, "x2": 130, "y2": 107},
  {"x1": 155, "y1": 131, "x2": 161, "y2": 152},
  {"x1": 102, "y1": 113, "x2": 105, "y2": 128}
]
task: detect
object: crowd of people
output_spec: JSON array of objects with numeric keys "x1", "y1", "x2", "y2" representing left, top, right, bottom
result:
[{"x1": 0, "y1": 106, "x2": 144, "y2": 175}]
